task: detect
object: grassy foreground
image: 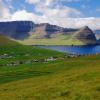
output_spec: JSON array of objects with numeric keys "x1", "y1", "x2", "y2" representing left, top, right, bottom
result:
[
  {"x1": 0, "y1": 45, "x2": 100, "y2": 100},
  {"x1": 0, "y1": 34, "x2": 100, "y2": 100}
]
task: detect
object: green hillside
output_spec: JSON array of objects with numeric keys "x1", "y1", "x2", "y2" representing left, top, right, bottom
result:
[
  {"x1": 18, "y1": 34, "x2": 83, "y2": 45},
  {"x1": 0, "y1": 35, "x2": 20, "y2": 46},
  {"x1": 0, "y1": 53, "x2": 100, "y2": 100}
]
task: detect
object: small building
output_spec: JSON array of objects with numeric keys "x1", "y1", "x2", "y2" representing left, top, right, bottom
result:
[{"x1": 45, "y1": 57, "x2": 56, "y2": 62}]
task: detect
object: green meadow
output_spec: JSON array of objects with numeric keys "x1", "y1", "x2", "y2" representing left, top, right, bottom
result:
[
  {"x1": 0, "y1": 44, "x2": 100, "y2": 100},
  {"x1": 18, "y1": 34, "x2": 83, "y2": 45},
  {"x1": 0, "y1": 35, "x2": 100, "y2": 100}
]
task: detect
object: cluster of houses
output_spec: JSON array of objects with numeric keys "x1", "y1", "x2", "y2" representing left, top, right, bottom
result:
[
  {"x1": 0, "y1": 54, "x2": 15, "y2": 59},
  {"x1": 0, "y1": 56, "x2": 57, "y2": 67},
  {"x1": 0, "y1": 53, "x2": 85, "y2": 67},
  {"x1": 0, "y1": 52, "x2": 100, "y2": 67}
]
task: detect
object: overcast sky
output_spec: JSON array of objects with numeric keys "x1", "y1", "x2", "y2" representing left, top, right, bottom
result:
[{"x1": 0, "y1": 0, "x2": 100, "y2": 29}]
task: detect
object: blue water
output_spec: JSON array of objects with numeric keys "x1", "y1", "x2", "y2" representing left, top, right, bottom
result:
[{"x1": 39, "y1": 45, "x2": 100, "y2": 55}]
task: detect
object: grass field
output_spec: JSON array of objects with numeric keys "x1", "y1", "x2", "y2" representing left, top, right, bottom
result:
[
  {"x1": 0, "y1": 44, "x2": 100, "y2": 100},
  {"x1": 0, "y1": 36, "x2": 100, "y2": 100}
]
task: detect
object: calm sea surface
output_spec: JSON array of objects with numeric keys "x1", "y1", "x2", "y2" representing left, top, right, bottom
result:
[{"x1": 39, "y1": 45, "x2": 100, "y2": 55}]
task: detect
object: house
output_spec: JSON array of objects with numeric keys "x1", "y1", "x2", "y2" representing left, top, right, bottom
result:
[{"x1": 45, "y1": 57, "x2": 56, "y2": 62}]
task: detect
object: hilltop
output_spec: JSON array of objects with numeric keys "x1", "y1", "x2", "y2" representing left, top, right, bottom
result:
[{"x1": 74, "y1": 26, "x2": 97, "y2": 45}]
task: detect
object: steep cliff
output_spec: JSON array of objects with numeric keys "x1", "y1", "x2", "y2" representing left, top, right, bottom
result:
[
  {"x1": 0, "y1": 21, "x2": 35, "y2": 39},
  {"x1": 74, "y1": 26, "x2": 97, "y2": 45}
]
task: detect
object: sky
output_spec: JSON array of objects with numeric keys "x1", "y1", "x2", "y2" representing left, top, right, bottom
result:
[{"x1": 0, "y1": 0, "x2": 100, "y2": 29}]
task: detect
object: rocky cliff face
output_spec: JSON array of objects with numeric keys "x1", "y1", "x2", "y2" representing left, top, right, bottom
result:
[
  {"x1": 33, "y1": 23, "x2": 78, "y2": 38},
  {"x1": 74, "y1": 26, "x2": 97, "y2": 45},
  {"x1": 0, "y1": 21, "x2": 78, "y2": 39},
  {"x1": 0, "y1": 21, "x2": 35, "y2": 39}
]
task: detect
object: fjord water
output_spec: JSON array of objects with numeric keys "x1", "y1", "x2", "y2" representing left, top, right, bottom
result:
[{"x1": 39, "y1": 45, "x2": 100, "y2": 55}]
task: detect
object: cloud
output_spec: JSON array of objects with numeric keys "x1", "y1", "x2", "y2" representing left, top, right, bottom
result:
[
  {"x1": 11, "y1": 10, "x2": 34, "y2": 21},
  {"x1": 0, "y1": 0, "x2": 100, "y2": 30},
  {"x1": 25, "y1": 0, "x2": 54, "y2": 6},
  {"x1": 0, "y1": 0, "x2": 11, "y2": 20},
  {"x1": 35, "y1": 4, "x2": 82, "y2": 17},
  {"x1": 10, "y1": 9, "x2": 100, "y2": 29},
  {"x1": 24, "y1": 0, "x2": 100, "y2": 29},
  {"x1": 5, "y1": 0, "x2": 14, "y2": 11},
  {"x1": 63, "y1": 18, "x2": 100, "y2": 29},
  {"x1": 25, "y1": 0, "x2": 40, "y2": 4},
  {"x1": 11, "y1": 10, "x2": 48, "y2": 23},
  {"x1": 26, "y1": 0, "x2": 80, "y2": 6},
  {"x1": 26, "y1": 0, "x2": 82, "y2": 18}
]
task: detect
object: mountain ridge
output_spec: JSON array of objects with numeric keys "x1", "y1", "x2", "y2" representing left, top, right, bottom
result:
[{"x1": 0, "y1": 21, "x2": 97, "y2": 45}]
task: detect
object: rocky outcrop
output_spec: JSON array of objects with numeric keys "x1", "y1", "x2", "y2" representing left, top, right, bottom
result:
[
  {"x1": 0, "y1": 21, "x2": 35, "y2": 39},
  {"x1": 74, "y1": 26, "x2": 97, "y2": 45}
]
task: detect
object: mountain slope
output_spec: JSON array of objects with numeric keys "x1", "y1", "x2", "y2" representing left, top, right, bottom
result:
[
  {"x1": 0, "y1": 35, "x2": 20, "y2": 46},
  {"x1": 0, "y1": 21, "x2": 34, "y2": 39},
  {"x1": 19, "y1": 26, "x2": 97, "y2": 45}
]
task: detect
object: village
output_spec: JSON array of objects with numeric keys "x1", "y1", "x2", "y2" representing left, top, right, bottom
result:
[
  {"x1": 1, "y1": 52, "x2": 100, "y2": 67},
  {"x1": 0, "y1": 53, "x2": 81, "y2": 67}
]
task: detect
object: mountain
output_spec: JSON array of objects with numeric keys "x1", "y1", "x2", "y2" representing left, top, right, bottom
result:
[
  {"x1": 0, "y1": 21, "x2": 78, "y2": 39},
  {"x1": 74, "y1": 26, "x2": 97, "y2": 45},
  {"x1": 0, "y1": 21, "x2": 35, "y2": 39},
  {"x1": 33, "y1": 23, "x2": 78, "y2": 38},
  {"x1": 20, "y1": 24, "x2": 97, "y2": 45},
  {"x1": 0, "y1": 21, "x2": 97, "y2": 45}
]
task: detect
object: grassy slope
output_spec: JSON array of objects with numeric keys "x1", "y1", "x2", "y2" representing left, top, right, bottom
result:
[
  {"x1": 0, "y1": 35, "x2": 64, "y2": 83},
  {"x1": 0, "y1": 35, "x2": 20, "y2": 46},
  {"x1": 0, "y1": 55, "x2": 100, "y2": 100},
  {"x1": 0, "y1": 35, "x2": 63, "y2": 58},
  {"x1": 18, "y1": 34, "x2": 83, "y2": 45}
]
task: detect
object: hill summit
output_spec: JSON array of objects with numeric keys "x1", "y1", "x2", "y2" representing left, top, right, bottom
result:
[{"x1": 74, "y1": 26, "x2": 97, "y2": 45}]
